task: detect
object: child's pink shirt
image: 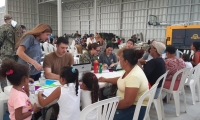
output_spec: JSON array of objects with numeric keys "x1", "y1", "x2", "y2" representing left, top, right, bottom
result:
[{"x1": 8, "y1": 87, "x2": 32, "y2": 120}]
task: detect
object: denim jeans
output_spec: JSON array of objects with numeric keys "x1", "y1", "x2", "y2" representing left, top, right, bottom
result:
[
  {"x1": 114, "y1": 105, "x2": 146, "y2": 120},
  {"x1": 154, "y1": 87, "x2": 161, "y2": 99}
]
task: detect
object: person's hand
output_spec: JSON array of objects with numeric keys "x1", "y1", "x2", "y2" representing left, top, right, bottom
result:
[
  {"x1": 33, "y1": 62, "x2": 43, "y2": 71},
  {"x1": 103, "y1": 64, "x2": 108, "y2": 70},
  {"x1": 138, "y1": 59, "x2": 146, "y2": 65},
  {"x1": 33, "y1": 103, "x2": 41, "y2": 113},
  {"x1": 109, "y1": 63, "x2": 115, "y2": 68},
  {"x1": 99, "y1": 77, "x2": 107, "y2": 82}
]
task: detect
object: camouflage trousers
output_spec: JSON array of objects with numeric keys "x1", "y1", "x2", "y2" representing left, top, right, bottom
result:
[{"x1": 0, "y1": 55, "x2": 18, "y2": 89}]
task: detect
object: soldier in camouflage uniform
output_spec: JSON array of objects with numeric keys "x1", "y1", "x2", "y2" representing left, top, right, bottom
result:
[
  {"x1": 0, "y1": 14, "x2": 19, "y2": 89},
  {"x1": 79, "y1": 43, "x2": 100, "y2": 69}
]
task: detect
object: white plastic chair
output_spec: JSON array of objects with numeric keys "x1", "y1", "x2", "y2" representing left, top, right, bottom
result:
[
  {"x1": 74, "y1": 57, "x2": 79, "y2": 64},
  {"x1": 185, "y1": 64, "x2": 200, "y2": 105},
  {"x1": 0, "y1": 88, "x2": 9, "y2": 120},
  {"x1": 163, "y1": 68, "x2": 190, "y2": 116},
  {"x1": 133, "y1": 83, "x2": 159, "y2": 120},
  {"x1": 79, "y1": 96, "x2": 120, "y2": 120},
  {"x1": 71, "y1": 40, "x2": 75, "y2": 46},
  {"x1": 70, "y1": 45, "x2": 81, "y2": 57},
  {"x1": 150, "y1": 71, "x2": 169, "y2": 120}
]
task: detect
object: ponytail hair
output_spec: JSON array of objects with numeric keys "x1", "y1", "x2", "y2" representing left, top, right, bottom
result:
[
  {"x1": 122, "y1": 49, "x2": 144, "y2": 66},
  {"x1": 82, "y1": 72, "x2": 99, "y2": 103},
  {"x1": 60, "y1": 66, "x2": 79, "y2": 96},
  {"x1": 0, "y1": 59, "x2": 29, "y2": 86},
  {"x1": 88, "y1": 43, "x2": 99, "y2": 51}
]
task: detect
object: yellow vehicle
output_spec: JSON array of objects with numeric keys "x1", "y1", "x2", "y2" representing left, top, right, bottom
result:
[
  {"x1": 166, "y1": 25, "x2": 200, "y2": 50},
  {"x1": 148, "y1": 15, "x2": 200, "y2": 50}
]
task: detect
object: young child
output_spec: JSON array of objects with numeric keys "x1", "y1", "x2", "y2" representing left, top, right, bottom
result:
[
  {"x1": 0, "y1": 59, "x2": 38, "y2": 120},
  {"x1": 182, "y1": 53, "x2": 193, "y2": 69},
  {"x1": 38, "y1": 66, "x2": 80, "y2": 120},
  {"x1": 81, "y1": 72, "x2": 99, "y2": 120}
]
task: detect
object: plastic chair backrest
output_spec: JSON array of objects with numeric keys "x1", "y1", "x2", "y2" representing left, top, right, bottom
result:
[
  {"x1": 132, "y1": 83, "x2": 159, "y2": 120},
  {"x1": 169, "y1": 68, "x2": 190, "y2": 91},
  {"x1": 79, "y1": 96, "x2": 120, "y2": 120},
  {"x1": 71, "y1": 40, "x2": 75, "y2": 46},
  {"x1": 155, "y1": 70, "x2": 169, "y2": 98},
  {"x1": 42, "y1": 42, "x2": 49, "y2": 54}
]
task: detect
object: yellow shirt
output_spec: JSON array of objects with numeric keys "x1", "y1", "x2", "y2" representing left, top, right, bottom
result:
[{"x1": 117, "y1": 65, "x2": 149, "y2": 106}]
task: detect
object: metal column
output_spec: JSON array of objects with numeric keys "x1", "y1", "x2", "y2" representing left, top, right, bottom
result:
[
  {"x1": 94, "y1": 0, "x2": 97, "y2": 34},
  {"x1": 57, "y1": 0, "x2": 62, "y2": 36}
]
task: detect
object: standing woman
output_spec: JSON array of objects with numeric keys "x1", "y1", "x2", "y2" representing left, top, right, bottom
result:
[
  {"x1": 190, "y1": 41, "x2": 200, "y2": 66},
  {"x1": 96, "y1": 33, "x2": 107, "y2": 54},
  {"x1": 16, "y1": 24, "x2": 52, "y2": 81}
]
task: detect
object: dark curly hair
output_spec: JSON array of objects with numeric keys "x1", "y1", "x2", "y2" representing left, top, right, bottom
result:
[
  {"x1": 60, "y1": 66, "x2": 79, "y2": 96},
  {"x1": 82, "y1": 72, "x2": 99, "y2": 103},
  {"x1": 0, "y1": 59, "x2": 29, "y2": 86}
]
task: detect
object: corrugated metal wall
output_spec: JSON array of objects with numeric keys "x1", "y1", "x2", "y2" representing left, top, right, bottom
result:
[
  {"x1": 62, "y1": 0, "x2": 200, "y2": 42},
  {"x1": 0, "y1": 6, "x2": 6, "y2": 25},
  {"x1": 7, "y1": 0, "x2": 37, "y2": 30},
  {"x1": 39, "y1": 3, "x2": 58, "y2": 35}
]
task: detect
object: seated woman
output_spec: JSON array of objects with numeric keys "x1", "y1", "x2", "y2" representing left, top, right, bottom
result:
[
  {"x1": 164, "y1": 46, "x2": 186, "y2": 90},
  {"x1": 99, "y1": 43, "x2": 118, "y2": 70},
  {"x1": 182, "y1": 54, "x2": 193, "y2": 69},
  {"x1": 79, "y1": 43, "x2": 100, "y2": 68},
  {"x1": 99, "y1": 49, "x2": 149, "y2": 120},
  {"x1": 190, "y1": 41, "x2": 200, "y2": 66},
  {"x1": 139, "y1": 41, "x2": 166, "y2": 98}
]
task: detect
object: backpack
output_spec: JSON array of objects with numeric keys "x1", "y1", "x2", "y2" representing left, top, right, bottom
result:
[{"x1": 14, "y1": 25, "x2": 23, "y2": 49}]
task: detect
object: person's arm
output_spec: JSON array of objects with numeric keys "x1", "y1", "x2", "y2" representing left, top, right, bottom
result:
[
  {"x1": 110, "y1": 53, "x2": 118, "y2": 67},
  {"x1": 38, "y1": 87, "x2": 60, "y2": 107},
  {"x1": 43, "y1": 56, "x2": 59, "y2": 80},
  {"x1": 99, "y1": 77, "x2": 119, "y2": 84},
  {"x1": 69, "y1": 53, "x2": 74, "y2": 66},
  {"x1": 44, "y1": 68, "x2": 59, "y2": 80},
  {"x1": 191, "y1": 52, "x2": 199, "y2": 66},
  {"x1": 17, "y1": 46, "x2": 42, "y2": 71},
  {"x1": 117, "y1": 87, "x2": 139, "y2": 109},
  {"x1": 17, "y1": 46, "x2": 36, "y2": 64},
  {"x1": 15, "y1": 107, "x2": 32, "y2": 120}
]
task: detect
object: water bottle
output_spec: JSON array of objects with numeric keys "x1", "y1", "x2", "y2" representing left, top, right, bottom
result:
[
  {"x1": 39, "y1": 71, "x2": 46, "y2": 86},
  {"x1": 99, "y1": 63, "x2": 103, "y2": 73},
  {"x1": 29, "y1": 82, "x2": 35, "y2": 94}
]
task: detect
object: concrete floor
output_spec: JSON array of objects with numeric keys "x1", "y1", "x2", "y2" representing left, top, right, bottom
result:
[{"x1": 150, "y1": 87, "x2": 200, "y2": 120}]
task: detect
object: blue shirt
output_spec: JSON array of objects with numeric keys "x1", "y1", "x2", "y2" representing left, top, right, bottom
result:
[
  {"x1": 18, "y1": 35, "x2": 42, "y2": 75},
  {"x1": 99, "y1": 52, "x2": 117, "y2": 66}
]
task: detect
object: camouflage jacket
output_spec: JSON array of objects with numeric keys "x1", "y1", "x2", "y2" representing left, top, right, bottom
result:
[
  {"x1": 0, "y1": 23, "x2": 15, "y2": 60},
  {"x1": 79, "y1": 51, "x2": 98, "y2": 65}
]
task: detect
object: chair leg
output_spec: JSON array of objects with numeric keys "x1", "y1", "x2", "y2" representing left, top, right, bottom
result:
[
  {"x1": 182, "y1": 89, "x2": 187, "y2": 113},
  {"x1": 160, "y1": 98, "x2": 165, "y2": 120},
  {"x1": 172, "y1": 91, "x2": 180, "y2": 116},
  {"x1": 189, "y1": 83, "x2": 196, "y2": 105},
  {"x1": 166, "y1": 93, "x2": 170, "y2": 103},
  {"x1": 196, "y1": 80, "x2": 200, "y2": 102},
  {"x1": 154, "y1": 99, "x2": 162, "y2": 120}
]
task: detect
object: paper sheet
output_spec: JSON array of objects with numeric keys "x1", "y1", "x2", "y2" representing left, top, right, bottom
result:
[{"x1": 42, "y1": 87, "x2": 57, "y2": 97}]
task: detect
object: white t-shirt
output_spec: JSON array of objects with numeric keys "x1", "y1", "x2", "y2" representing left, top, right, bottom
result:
[
  {"x1": 81, "y1": 90, "x2": 97, "y2": 120},
  {"x1": 57, "y1": 83, "x2": 81, "y2": 120},
  {"x1": 185, "y1": 62, "x2": 193, "y2": 69},
  {"x1": 86, "y1": 38, "x2": 96, "y2": 47}
]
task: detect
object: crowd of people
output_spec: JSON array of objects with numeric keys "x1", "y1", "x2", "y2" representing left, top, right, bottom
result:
[{"x1": 0, "y1": 14, "x2": 200, "y2": 120}]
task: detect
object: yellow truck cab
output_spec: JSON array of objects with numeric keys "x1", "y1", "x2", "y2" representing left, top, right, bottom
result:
[{"x1": 166, "y1": 25, "x2": 200, "y2": 50}]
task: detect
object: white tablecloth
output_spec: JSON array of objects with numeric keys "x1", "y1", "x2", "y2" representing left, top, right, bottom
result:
[{"x1": 4, "y1": 71, "x2": 124, "y2": 107}]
